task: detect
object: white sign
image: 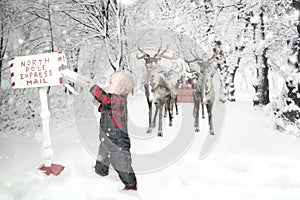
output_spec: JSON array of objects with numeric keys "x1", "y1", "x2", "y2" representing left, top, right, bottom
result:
[{"x1": 8, "y1": 52, "x2": 67, "y2": 88}]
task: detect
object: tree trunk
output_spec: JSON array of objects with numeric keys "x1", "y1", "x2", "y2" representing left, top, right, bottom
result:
[
  {"x1": 228, "y1": 65, "x2": 239, "y2": 102},
  {"x1": 213, "y1": 41, "x2": 228, "y2": 103},
  {"x1": 0, "y1": 39, "x2": 3, "y2": 88},
  {"x1": 119, "y1": 7, "x2": 129, "y2": 70},
  {"x1": 218, "y1": 64, "x2": 229, "y2": 103},
  {"x1": 227, "y1": 38, "x2": 245, "y2": 102},
  {"x1": 47, "y1": 0, "x2": 54, "y2": 94},
  {"x1": 253, "y1": 7, "x2": 270, "y2": 106},
  {"x1": 48, "y1": 2, "x2": 54, "y2": 53},
  {"x1": 0, "y1": 59, "x2": 2, "y2": 88},
  {"x1": 0, "y1": 4, "x2": 4, "y2": 88},
  {"x1": 254, "y1": 48, "x2": 270, "y2": 106}
]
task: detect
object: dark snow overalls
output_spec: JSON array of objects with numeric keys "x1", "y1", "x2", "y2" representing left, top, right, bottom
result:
[{"x1": 90, "y1": 85, "x2": 136, "y2": 188}]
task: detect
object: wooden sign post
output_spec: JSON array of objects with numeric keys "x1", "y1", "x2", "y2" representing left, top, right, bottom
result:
[{"x1": 8, "y1": 52, "x2": 66, "y2": 176}]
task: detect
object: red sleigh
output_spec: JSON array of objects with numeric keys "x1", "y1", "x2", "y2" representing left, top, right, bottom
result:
[{"x1": 176, "y1": 77, "x2": 194, "y2": 103}]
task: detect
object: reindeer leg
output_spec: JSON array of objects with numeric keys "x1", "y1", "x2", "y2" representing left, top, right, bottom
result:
[
  {"x1": 206, "y1": 103, "x2": 214, "y2": 135},
  {"x1": 175, "y1": 96, "x2": 179, "y2": 115},
  {"x1": 158, "y1": 103, "x2": 164, "y2": 137},
  {"x1": 164, "y1": 95, "x2": 170, "y2": 118},
  {"x1": 164, "y1": 104, "x2": 168, "y2": 118},
  {"x1": 193, "y1": 93, "x2": 197, "y2": 117},
  {"x1": 168, "y1": 97, "x2": 174, "y2": 126},
  {"x1": 201, "y1": 102, "x2": 205, "y2": 119},
  {"x1": 145, "y1": 85, "x2": 153, "y2": 124},
  {"x1": 152, "y1": 103, "x2": 159, "y2": 128},
  {"x1": 199, "y1": 90, "x2": 205, "y2": 119},
  {"x1": 148, "y1": 101, "x2": 152, "y2": 124},
  {"x1": 147, "y1": 101, "x2": 153, "y2": 134},
  {"x1": 148, "y1": 102, "x2": 158, "y2": 133}
]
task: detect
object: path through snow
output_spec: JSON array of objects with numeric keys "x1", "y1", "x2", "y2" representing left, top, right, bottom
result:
[{"x1": 1, "y1": 102, "x2": 300, "y2": 200}]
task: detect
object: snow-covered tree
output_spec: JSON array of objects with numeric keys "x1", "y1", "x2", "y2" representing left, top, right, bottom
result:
[
  {"x1": 285, "y1": 0, "x2": 300, "y2": 110},
  {"x1": 0, "y1": 0, "x2": 16, "y2": 88},
  {"x1": 10, "y1": 0, "x2": 61, "y2": 54},
  {"x1": 2, "y1": 0, "x2": 300, "y2": 134},
  {"x1": 251, "y1": 4, "x2": 270, "y2": 106},
  {"x1": 290, "y1": 0, "x2": 300, "y2": 71},
  {"x1": 61, "y1": 0, "x2": 135, "y2": 71}
]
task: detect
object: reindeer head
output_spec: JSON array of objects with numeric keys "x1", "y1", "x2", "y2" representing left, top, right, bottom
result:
[
  {"x1": 136, "y1": 43, "x2": 177, "y2": 71},
  {"x1": 208, "y1": 47, "x2": 226, "y2": 65},
  {"x1": 136, "y1": 47, "x2": 160, "y2": 70},
  {"x1": 183, "y1": 48, "x2": 224, "y2": 96},
  {"x1": 163, "y1": 62, "x2": 183, "y2": 78},
  {"x1": 184, "y1": 46, "x2": 225, "y2": 74}
]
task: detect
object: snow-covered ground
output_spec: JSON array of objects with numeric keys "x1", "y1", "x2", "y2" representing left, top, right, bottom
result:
[{"x1": 1, "y1": 98, "x2": 300, "y2": 200}]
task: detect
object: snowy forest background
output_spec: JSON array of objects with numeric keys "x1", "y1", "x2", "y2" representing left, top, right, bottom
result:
[{"x1": 1, "y1": 0, "x2": 300, "y2": 135}]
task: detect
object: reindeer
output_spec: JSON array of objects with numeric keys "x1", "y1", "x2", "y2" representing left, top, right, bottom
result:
[
  {"x1": 184, "y1": 48, "x2": 225, "y2": 135},
  {"x1": 136, "y1": 45, "x2": 178, "y2": 136}
]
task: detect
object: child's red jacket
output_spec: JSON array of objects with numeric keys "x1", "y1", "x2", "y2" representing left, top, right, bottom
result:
[{"x1": 90, "y1": 85, "x2": 128, "y2": 129}]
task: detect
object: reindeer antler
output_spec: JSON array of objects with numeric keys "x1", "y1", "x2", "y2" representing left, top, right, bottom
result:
[
  {"x1": 183, "y1": 49, "x2": 204, "y2": 64},
  {"x1": 182, "y1": 49, "x2": 204, "y2": 74},
  {"x1": 157, "y1": 51, "x2": 178, "y2": 60},
  {"x1": 136, "y1": 45, "x2": 150, "y2": 59},
  {"x1": 153, "y1": 40, "x2": 178, "y2": 60},
  {"x1": 154, "y1": 38, "x2": 163, "y2": 58},
  {"x1": 136, "y1": 42, "x2": 178, "y2": 61},
  {"x1": 183, "y1": 58, "x2": 201, "y2": 64}
]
